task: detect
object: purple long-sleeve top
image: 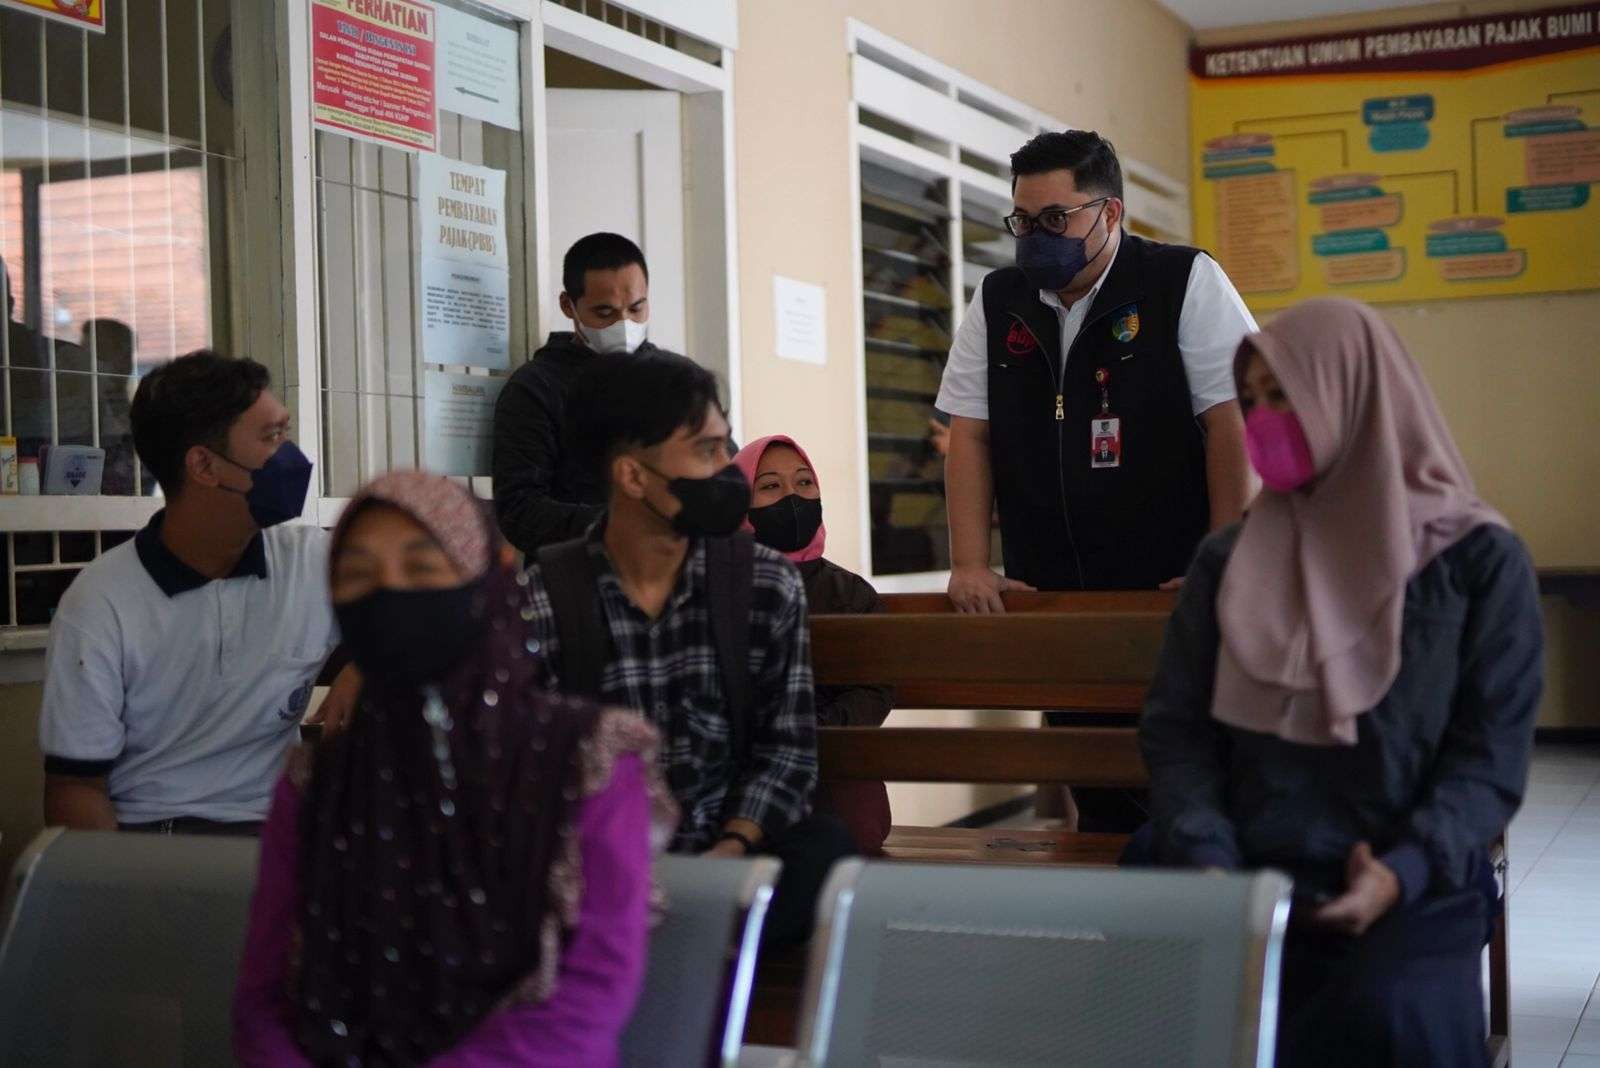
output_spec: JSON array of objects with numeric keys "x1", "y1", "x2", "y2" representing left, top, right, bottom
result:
[{"x1": 233, "y1": 754, "x2": 653, "y2": 1067}]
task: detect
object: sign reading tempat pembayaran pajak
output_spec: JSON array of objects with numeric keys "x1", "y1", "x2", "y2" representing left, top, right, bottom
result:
[{"x1": 1190, "y1": 2, "x2": 1600, "y2": 309}]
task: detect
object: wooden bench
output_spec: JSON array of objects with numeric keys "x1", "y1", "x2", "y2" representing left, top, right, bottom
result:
[{"x1": 813, "y1": 591, "x2": 1171, "y2": 865}]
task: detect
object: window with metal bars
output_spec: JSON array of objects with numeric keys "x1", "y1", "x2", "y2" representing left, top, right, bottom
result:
[
  {"x1": 3, "y1": 529, "x2": 135, "y2": 628},
  {"x1": 0, "y1": 0, "x2": 248, "y2": 633}
]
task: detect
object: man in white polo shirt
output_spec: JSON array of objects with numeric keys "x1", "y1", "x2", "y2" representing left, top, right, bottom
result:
[{"x1": 39, "y1": 350, "x2": 357, "y2": 834}]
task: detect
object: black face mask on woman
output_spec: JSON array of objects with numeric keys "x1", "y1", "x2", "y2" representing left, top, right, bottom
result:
[
  {"x1": 748, "y1": 494, "x2": 823, "y2": 554},
  {"x1": 335, "y1": 583, "x2": 486, "y2": 688}
]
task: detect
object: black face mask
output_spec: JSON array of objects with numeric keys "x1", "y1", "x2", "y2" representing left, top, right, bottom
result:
[
  {"x1": 642, "y1": 462, "x2": 751, "y2": 538},
  {"x1": 747, "y1": 494, "x2": 823, "y2": 554},
  {"x1": 335, "y1": 583, "x2": 486, "y2": 688}
]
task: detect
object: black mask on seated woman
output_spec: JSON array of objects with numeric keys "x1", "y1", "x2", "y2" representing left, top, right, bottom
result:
[
  {"x1": 335, "y1": 582, "x2": 487, "y2": 688},
  {"x1": 748, "y1": 494, "x2": 824, "y2": 554}
]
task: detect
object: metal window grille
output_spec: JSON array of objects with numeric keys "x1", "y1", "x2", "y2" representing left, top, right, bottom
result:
[{"x1": 0, "y1": 0, "x2": 240, "y2": 631}]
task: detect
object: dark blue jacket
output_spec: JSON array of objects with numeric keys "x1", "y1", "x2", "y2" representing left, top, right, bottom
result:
[{"x1": 1140, "y1": 522, "x2": 1542, "y2": 904}]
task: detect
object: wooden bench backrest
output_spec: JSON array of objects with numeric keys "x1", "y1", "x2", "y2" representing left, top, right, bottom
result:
[
  {"x1": 810, "y1": 593, "x2": 1171, "y2": 788},
  {"x1": 876, "y1": 591, "x2": 1179, "y2": 615},
  {"x1": 811, "y1": 596, "x2": 1174, "y2": 712},
  {"x1": 818, "y1": 726, "x2": 1149, "y2": 788}
]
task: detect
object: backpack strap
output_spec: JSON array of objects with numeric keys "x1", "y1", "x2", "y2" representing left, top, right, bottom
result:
[
  {"x1": 705, "y1": 533, "x2": 755, "y2": 768},
  {"x1": 535, "y1": 537, "x2": 610, "y2": 701}
]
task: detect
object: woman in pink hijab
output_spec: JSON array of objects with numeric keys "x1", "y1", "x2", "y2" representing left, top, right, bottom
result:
[
  {"x1": 1138, "y1": 299, "x2": 1541, "y2": 1067},
  {"x1": 734, "y1": 435, "x2": 894, "y2": 854}
]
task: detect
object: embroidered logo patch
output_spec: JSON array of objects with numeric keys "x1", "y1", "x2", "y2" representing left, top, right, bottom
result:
[
  {"x1": 1112, "y1": 306, "x2": 1140, "y2": 344},
  {"x1": 280, "y1": 678, "x2": 315, "y2": 722},
  {"x1": 1005, "y1": 321, "x2": 1038, "y2": 356}
]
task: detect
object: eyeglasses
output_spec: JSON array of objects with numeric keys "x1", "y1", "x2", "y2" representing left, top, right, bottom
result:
[{"x1": 1003, "y1": 196, "x2": 1112, "y2": 237}]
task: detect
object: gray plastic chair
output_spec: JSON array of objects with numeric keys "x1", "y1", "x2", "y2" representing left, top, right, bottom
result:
[
  {"x1": 0, "y1": 827, "x2": 260, "y2": 1067},
  {"x1": 622, "y1": 854, "x2": 783, "y2": 1068},
  {"x1": 792, "y1": 860, "x2": 1291, "y2": 1068}
]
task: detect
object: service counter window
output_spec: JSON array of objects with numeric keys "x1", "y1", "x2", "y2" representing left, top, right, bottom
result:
[{"x1": 0, "y1": 0, "x2": 264, "y2": 633}]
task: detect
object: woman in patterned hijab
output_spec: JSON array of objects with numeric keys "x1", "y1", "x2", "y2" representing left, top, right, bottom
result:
[{"x1": 234, "y1": 471, "x2": 676, "y2": 1066}]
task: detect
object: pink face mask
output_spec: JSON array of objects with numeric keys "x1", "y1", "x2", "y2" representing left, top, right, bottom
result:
[{"x1": 1245, "y1": 406, "x2": 1317, "y2": 493}]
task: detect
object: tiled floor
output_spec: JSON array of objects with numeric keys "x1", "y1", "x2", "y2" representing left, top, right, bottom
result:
[{"x1": 1506, "y1": 744, "x2": 1600, "y2": 1068}]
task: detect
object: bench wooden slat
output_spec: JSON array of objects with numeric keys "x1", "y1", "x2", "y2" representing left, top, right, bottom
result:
[
  {"x1": 888, "y1": 681, "x2": 1147, "y2": 712},
  {"x1": 818, "y1": 726, "x2": 1148, "y2": 787},
  {"x1": 881, "y1": 827, "x2": 1129, "y2": 866},
  {"x1": 879, "y1": 591, "x2": 1179, "y2": 614},
  {"x1": 811, "y1": 612, "x2": 1169, "y2": 688}
]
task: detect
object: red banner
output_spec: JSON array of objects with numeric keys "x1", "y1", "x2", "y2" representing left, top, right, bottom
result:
[
  {"x1": 1192, "y1": 2, "x2": 1600, "y2": 80},
  {"x1": 311, "y1": 0, "x2": 437, "y2": 153},
  {"x1": 0, "y1": 0, "x2": 106, "y2": 33}
]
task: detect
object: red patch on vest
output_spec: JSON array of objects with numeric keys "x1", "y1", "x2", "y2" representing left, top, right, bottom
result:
[{"x1": 1005, "y1": 322, "x2": 1037, "y2": 356}]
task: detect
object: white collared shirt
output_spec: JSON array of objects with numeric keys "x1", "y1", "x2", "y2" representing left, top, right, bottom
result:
[
  {"x1": 39, "y1": 522, "x2": 338, "y2": 824},
  {"x1": 936, "y1": 236, "x2": 1257, "y2": 420}
]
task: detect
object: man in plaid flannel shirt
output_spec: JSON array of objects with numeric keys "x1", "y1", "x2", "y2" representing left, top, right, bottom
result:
[{"x1": 519, "y1": 350, "x2": 854, "y2": 945}]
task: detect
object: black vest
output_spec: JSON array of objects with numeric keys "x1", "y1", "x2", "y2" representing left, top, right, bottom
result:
[{"x1": 982, "y1": 233, "x2": 1210, "y2": 590}]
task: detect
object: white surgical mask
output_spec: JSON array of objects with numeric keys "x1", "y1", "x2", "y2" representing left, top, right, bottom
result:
[{"x1": 576, "y1": 317, "x2": 648, "y2": 355}]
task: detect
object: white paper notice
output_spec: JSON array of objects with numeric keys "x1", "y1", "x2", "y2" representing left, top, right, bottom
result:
[
  {"x1": 773, "y1": 275, "x2": 826, "y2": 365},
  {"x1": 417, "y1": 155, "x2": 511, "y2": 368},
  {"x1": 420, "y1": 258, "x2": 511, "y2": 368},
  {"x1": 417, "y1": 155, "x2": 508, "y2": 269},
  {"x1": 423, "y1": 370, "x2": 505, "y2": 476},
  {"x1": 436, "y1": 5, "x2": 521, "y2": 131}
]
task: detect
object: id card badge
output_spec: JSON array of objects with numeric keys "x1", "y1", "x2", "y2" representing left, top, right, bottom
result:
[{"x1": 1091, "y1": 415, "x2": 1122, "y2": 469}]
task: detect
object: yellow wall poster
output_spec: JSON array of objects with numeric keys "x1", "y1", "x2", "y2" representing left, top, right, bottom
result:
[{"x1": 1190, "y1": 3, "x2": 1600, "y2": 309}]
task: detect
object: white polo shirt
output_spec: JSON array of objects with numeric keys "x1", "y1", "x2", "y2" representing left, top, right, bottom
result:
[
  {"x1": 39, "y1": 514, "x2": 338, "y2": 824},
  {"x1": 936, "y1": 240, "x2": 1258, "y2": 420}
]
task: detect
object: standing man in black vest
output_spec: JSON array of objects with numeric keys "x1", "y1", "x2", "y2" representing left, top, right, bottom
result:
[{"x1": 938, "y1": 131, "x2": 1256, "y2": 612}]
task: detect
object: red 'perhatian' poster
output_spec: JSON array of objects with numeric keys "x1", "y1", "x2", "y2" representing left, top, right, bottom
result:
[
  {"x1": 0, "y1": 0, "x2": 106, "y2": 33},
  {"x1": 311, "y1": 0, "x2": 437, "y2": 154}
]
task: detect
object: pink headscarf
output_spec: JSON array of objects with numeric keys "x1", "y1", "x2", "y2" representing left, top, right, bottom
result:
[
  {"x1": 732, "y1": 434, "x2": 827, "y2": 563},
  {"x1": 1213, "y1": 298, "x2": 1507, "y2": 746}
]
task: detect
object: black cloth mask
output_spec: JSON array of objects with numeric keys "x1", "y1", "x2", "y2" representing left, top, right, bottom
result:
[
  {"x1": 335, "y1": 583, "x2": 487, "y2": 688},
  {"x1": 643, "y1": 462, "x2": 751, "y2": 538},
  {"x1": 747, "y1": 494, "x2": 823, "y2": 554}
]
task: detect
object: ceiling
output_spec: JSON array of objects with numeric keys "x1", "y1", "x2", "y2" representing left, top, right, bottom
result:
[{"x1": 1156, "y1": 0, "x2": 1429, "y2": 32}]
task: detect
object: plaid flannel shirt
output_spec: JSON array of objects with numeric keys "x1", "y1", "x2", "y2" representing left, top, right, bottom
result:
[{"x1": 522, "y1": 529, "x2": 818, "y2": 852}]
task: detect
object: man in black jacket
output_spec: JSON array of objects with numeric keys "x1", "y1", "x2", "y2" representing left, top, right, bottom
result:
[{"x1": 492, "y1": 232, "x2": 662, "y2": 554}]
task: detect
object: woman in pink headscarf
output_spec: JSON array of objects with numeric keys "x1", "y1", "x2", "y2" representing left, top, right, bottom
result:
[
  {"x1": 734, "y1": 435, "x2": 893, "y2": 855},
  {"x1": 1139, "y1": 299, "x2": 1541, "y2": 1067}
]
